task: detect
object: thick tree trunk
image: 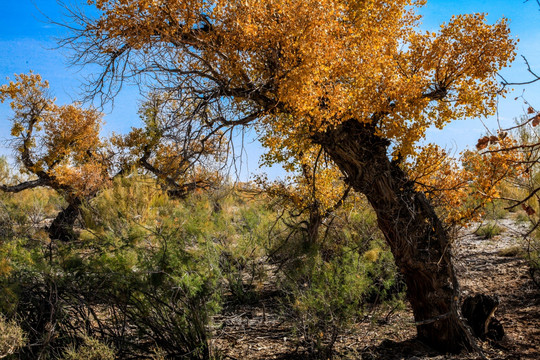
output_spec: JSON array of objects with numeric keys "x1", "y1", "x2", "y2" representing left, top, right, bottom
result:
[
  {"x1": 314, "y1": 120, "x2": 475, "y2": 352},
  {"x1": 48, "y1": 198, "x2": 82, "y2": 242}
]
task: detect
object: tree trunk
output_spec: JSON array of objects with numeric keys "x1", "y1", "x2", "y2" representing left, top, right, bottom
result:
[
  {"x1": 48, "y1": 198, "x2": 82, "y2": 242},
  {"x1": 307, "y1": 202, "x2": 322, "y2": 245},
  {"x1": 313, "y1": 119, "x2": 475, "y2": 352}
]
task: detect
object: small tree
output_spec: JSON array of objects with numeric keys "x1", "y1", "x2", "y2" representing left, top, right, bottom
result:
[
  {"x1": 112, "y1": 91, "x2": 226, "y2": 199},
  {"x1": 0, "y1": 77, "x2": 222, "y2": 241},
  {"x1": 258, "y1": 146, "x2": 352, "y2": 246},
  {"x1": 0, "y1": 73, "x2": 110, "y2": 241}
]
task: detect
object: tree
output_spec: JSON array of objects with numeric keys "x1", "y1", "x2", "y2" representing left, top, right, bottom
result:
[
  {"x1": 257, "y1": 146, "x2": 352, "y2": 246},
  {"x1": 112, "y1": 91, "x2": 226, "y2": 199},
  {"x1": 63, "y1": 0, "x2": 516, "y2": 352},
  {"x1": 0, "y1": 75, "x2": 221, "y2": 241},
  {"x1": 0, "y1": 73, "x2": 111, "y2": 241}
]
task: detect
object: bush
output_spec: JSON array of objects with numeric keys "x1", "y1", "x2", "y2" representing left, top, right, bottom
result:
[
  {"x1": 73, "y1": 234, "x2": 221, "y2": 359},
  {"x1": 287, "y1": 250, "x2": 369, "y2": 358},
  {"x1": 218, "y1": 199, "x2": 271, "y2": 305},
  {"x1": 0, "y1": 315, "x2": 25, "y2": 358},
  {"x1": 75, "y1": 183, "x2": 223, "y2": 359},
  {"x1": 0, "y1": 177, "x2": 223, "y2": 359},
  {"x1": 276, "y1": 202, "x2": 404, "y2": 358},
  {"x1": 285, "y1": 240, "x2": 402, "y2": 358},
  {"x1": 475, "y1": 222, "x2": 503, "y2": 239},
  {"x1": 62, "y1": 336, "x2": 115, "y2": 360}
]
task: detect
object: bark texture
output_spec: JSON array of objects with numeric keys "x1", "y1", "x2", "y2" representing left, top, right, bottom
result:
[
  {"x1": 314, "y1": 119, "x2": 475, "y2": 352},
  {"x1": 48, "y1": 198, "x2": 82, "y2": 242}
]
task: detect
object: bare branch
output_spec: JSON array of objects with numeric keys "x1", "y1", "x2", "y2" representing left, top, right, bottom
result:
[
  {"x1": 499, "y1": 56, "x2": 540, "y2": 86},
  {"x1": 0, "y1": 179, "x2": 48, "y2": 193}
]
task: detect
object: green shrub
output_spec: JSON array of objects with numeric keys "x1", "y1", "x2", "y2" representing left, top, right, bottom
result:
[
  {"x1": 475, "y1": 222, "x2": 503, "y2": 239},
  {"x1": 287, "y1": 249, "x2": 368, "y2": 357},
  {"x1": 1, "y1": 178, "x2": 224, "y2": 359},
  {"x1": 284, "y1": 240, "x2": 402, "y2": 358},
  {"x1": 218, "y1": 200, "x2": 271, "y2": 304},
  {"x1": 4, "y1": 230, "x2": 222, "y2": 359},
  {"x1": 76, "y1": 190, "x2": 223, "y2": 359},
  {"x1": 265, "y1": 195, "x2": 405, "y2": 358}
]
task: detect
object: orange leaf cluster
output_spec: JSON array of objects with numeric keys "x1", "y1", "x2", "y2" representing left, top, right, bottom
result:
[
  {"x1": 407, "y1": 136, "x2": 524, "y2": 225},
  {"x1": 476, "y1": 132, "x2": 507, "y2": 150},
  {"x1": 0, "y1": 73, "x2": 110, "y2": 198}
]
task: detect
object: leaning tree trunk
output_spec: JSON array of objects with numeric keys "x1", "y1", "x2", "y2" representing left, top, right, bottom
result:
[
  {"x1": 48, "y1": 198, "x2": 82, "y2": 242},
  {"x1": 313, "y1": 119, "x2": 476, "y2": 353}
]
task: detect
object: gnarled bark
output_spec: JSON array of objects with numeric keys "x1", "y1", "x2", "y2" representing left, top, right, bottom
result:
[
  {"x1": 314, "y1": 119, "x2": 476, "y2": 352},
  {"x1": 48, "y1": 198, "x2": 82, "y2": 242}
]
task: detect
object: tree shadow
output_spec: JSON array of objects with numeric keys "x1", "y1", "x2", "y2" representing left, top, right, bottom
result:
[{"x1": 359, "y1": 338, "x2": 447, "y2": 360}]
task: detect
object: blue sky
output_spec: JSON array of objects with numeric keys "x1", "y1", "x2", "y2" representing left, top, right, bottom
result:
[
  {"x1": 420, "y1": 0, "x2": 540, "y2": 153},
  {"x1": 1, "y1": 0, "x2": 540, "y2": 179}
]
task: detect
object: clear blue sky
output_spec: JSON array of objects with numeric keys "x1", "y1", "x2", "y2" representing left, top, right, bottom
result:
[{"x1": 1, "y1": 0, "x2": 540, "y2": 179}]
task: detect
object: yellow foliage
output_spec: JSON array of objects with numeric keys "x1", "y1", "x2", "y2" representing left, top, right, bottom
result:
[
  {"x1": 79, "y1": 0, "x2": 515, "y2": 159},
  {"x1": 0, "y1": 73, "x2": 111, "y2": 199},
  {"x1": 406, "y1": 136, "x2": 524, "y2": 225},
  {"x1": 258, "y1": 144, "x2": 355, "y2": 220},
  {"x1": 111, "y1": 91, "x2": 225, "y2": 195},
  {"x1": 364, "y1": 248, "x2": 381, "y2": 263}
]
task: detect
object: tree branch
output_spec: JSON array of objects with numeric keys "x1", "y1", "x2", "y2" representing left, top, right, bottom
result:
[{"x1": 0, "y1": 179, "x2": 48, "y2": 193}]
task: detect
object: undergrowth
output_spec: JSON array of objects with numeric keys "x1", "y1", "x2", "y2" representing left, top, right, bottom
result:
[
  {"x1": 475, "y1": 222, "x2": 503, "y2": 239},
  {"x1": 0, "y1": 171, "x2": 405, "y2": 359}
]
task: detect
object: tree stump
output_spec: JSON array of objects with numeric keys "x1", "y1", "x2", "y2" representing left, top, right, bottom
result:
[{"x1": 461, "y1": 294, "x2": 505, "y2": 341}]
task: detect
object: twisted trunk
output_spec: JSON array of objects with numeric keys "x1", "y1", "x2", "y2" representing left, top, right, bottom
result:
[
  {"x1": 48, "y1": 198, "x2": 82, "y2": 242},
  {"x1": 314, "y1": 119, "x2": 475, "y2": 352}
]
